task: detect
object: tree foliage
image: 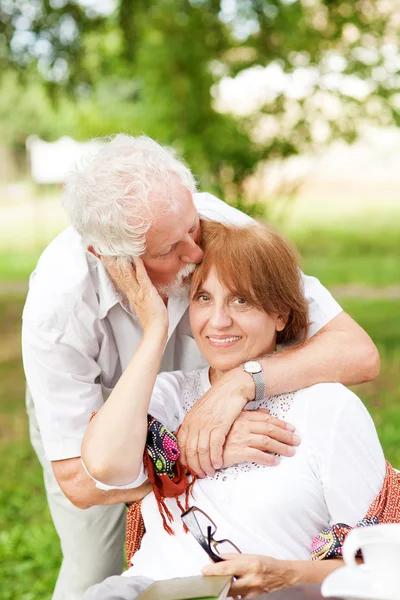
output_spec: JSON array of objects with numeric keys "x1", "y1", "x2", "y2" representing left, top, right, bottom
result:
[{"x1": 1, "y1": 0, "x2": 399, "y2": 196}]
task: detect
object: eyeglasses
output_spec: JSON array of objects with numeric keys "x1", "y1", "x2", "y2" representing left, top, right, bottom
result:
[{"x1": 181, "y1": 506, "x2": 242, "y2": 563}]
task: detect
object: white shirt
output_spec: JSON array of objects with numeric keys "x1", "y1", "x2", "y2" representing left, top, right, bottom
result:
[
  {"x1": 22, "y1": 192, "x2": 342, "y2": 462},
  {"x1": 120, "y1": 371, "x2": 385, "y2": 581}
]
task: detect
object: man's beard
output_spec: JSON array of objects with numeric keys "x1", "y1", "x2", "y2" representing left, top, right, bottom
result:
[{"x1": 156, "y1": 263, "x2": 197, "y2": 298}]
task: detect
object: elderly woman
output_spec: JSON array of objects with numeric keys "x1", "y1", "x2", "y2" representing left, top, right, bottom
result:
[{"x1": 81, "y1": 220, "x2": 385, "y2": 599}]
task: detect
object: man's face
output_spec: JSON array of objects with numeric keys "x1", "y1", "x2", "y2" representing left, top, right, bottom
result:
[{"x1": 142, "y1": 184, "x2": 203, "y2": 294}]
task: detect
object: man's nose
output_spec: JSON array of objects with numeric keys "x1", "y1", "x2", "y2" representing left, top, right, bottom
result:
[{"x1": 181, "y1": 240, "x2": 204, "y2": 264}]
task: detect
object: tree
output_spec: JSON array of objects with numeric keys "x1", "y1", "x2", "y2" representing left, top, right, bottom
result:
[{"x1": 1, "y1": 0, "x2": 399, "y2": 199}]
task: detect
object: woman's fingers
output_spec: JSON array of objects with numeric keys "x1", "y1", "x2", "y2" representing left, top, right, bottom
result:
[
  {"x1": 132, "y1": 256, "x2": 151, "y2": 285},
  {"x1": 101, "y1": 256, "x2": 138, "y2": 293}
]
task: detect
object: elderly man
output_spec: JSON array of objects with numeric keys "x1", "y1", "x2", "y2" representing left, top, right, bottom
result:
[{"x1": 22, "y1": 135, "x2": 379, "y2": 600}]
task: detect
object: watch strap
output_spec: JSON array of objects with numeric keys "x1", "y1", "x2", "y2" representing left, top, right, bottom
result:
[{"x1": 252, "y1": 370, "x2": 265, "y2": 402}]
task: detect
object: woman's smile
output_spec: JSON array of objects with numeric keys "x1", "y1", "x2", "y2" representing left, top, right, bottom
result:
[{"x1": 206, "y1": 335, "x2": 243, "y2": 348}]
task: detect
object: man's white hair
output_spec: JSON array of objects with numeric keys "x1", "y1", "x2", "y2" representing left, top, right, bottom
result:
[{"x1": 63, "y1": 134, "x2": 197, "y2": 257}]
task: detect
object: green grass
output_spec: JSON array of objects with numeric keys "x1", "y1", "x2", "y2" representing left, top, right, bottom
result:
[
  {"x1": 1, "y1": 291, "x2": 399, "y2": 598},
  {"x1": 290, "y1": 224, "x2": 400, "y2": 288},
  {"x1": 1, "y1": 215, "x2": 399, "y2": 287}
]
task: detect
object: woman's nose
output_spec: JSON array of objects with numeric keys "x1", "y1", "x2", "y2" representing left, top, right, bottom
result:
[{"x1": 209, "y1": 306, "x2": 233, "y2": 328}]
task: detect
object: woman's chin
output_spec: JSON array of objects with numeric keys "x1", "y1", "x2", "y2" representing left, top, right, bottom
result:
[{"x1": 207, "y1": 356, "x2": 243, "y2": 372}]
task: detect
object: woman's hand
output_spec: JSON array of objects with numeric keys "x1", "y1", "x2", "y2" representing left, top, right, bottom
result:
[
  {"x1": 201, "y1": 554, "x2": 299, "y2": 599},
  {"x1": 102, "y1": 256, "x2": 168, "y2": 336}
]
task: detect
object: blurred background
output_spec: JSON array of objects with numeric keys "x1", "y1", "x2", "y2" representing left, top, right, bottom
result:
[{"x1": 1, "y1": 1, "x2": 399, "y2": 597}]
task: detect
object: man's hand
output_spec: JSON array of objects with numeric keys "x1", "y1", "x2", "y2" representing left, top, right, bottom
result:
[
  {"x1": 177, "y1": 368, "x2": 253, "y2": 477},
  {"x1": 177, "y1": 368, "x2": 298, "y2": 477},
  {"x1": 222, "y1": 409, "x2": 300, "y2": 469}
]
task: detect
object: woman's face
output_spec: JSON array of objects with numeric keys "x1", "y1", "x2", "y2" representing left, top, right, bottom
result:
[{"x1": 189, "y1": 267, "x2": 286, "y2": 371}]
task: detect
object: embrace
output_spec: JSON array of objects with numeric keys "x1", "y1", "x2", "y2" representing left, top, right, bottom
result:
[{"x1": 22, "y1": 135, "x2": 397, "y2": 600}]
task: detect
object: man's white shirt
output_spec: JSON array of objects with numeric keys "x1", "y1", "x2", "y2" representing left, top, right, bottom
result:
[{"x1": 22, "y1": 193, "x2": 342, "y2": 462}]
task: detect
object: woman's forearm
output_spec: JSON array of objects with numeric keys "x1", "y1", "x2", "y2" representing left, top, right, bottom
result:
[
  {"x1": 285, "y1": 558, "x2": 348, "y2": 586},
  {"x1": 81, "y1": 327, "x2": 167, "y2": 486}
]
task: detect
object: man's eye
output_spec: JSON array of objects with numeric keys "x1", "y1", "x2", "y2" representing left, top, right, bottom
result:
[{"x1": 158, "y1": 249, "x2": 172, "y2": 258}]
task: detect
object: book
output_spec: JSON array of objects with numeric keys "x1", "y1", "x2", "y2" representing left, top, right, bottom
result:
[{"x1": 137, "y1": 575, "x2": 232, "y2": 600}]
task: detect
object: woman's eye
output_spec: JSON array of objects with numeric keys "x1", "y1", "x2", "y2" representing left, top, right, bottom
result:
[
  {"x1": 233, "y1": 297, "x2": 247, "y2": 305},
  {"x1": 197, "y1": 294, "x2": 210, "y2": 302}
]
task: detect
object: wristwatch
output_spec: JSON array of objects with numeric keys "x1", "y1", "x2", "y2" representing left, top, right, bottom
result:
[{"x1": 242, "y1": 360, "x2": 265, "y2": 402}]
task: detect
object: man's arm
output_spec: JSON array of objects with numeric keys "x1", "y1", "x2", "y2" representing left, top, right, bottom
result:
[
  {"x1": 177, "y1": 312, "x2": 379, "y2": 475},
  {"x1": 259, "y1": 311, "x2": 379, "y2": 396},
  {"x1": 52, "y1": 458, "x2": 151, "y2": 510}
]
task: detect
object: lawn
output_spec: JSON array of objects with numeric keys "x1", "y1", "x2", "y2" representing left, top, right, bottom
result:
[{"x1": 0, "y1": 214, "x2": 399, "y2": 599}]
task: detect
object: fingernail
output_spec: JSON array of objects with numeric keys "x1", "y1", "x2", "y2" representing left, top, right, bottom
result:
[
  {"x1": 287, "y1": 423, "x2": 295, "y2": 431},
  {"x1": 293, "y1": 434, "x2": 301, "y2": 444},
  {"x1": 272, "y1": 456, "x2": 280, "y2": 465},
  {"x1": 287, "y1": 447, "x2": 296, "y2": 456}
]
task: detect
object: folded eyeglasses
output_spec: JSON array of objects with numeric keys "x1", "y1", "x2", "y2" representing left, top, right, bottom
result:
[{"x1": 181, "y1": 506, "x2": 242, "y2": 563}]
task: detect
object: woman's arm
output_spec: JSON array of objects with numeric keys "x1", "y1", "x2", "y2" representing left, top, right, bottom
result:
[
  {"x1": 81, "y1": 257, "x2": 168, "y2": 487},
  {"x1": 201, "y1": 554, "x2": 351, "y2": 598}
]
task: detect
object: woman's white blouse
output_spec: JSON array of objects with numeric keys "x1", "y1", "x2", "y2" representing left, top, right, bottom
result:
[{"x1": 117, "y1": 369, "x2": 385, "y2": 581}]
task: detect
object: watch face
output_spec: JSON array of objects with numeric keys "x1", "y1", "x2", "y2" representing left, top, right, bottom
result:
[{"x1": 244, "y1": 360, "x2": 262, "y2": 374}]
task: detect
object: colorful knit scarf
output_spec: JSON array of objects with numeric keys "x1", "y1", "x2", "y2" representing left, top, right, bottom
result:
[
  {"x1": 125, "y1": 416, "x2": 197, "y2": 562},
  {"x1": 310, "y1": 461, "x2": 400, "y2": 560}
]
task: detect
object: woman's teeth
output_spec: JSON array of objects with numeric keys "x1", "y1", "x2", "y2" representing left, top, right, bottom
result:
[{"x1": 207, "y1": 336, "x2": 242, "y2": 345}]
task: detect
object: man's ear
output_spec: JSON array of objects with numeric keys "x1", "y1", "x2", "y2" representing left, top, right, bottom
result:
[{"x1": 87, "y1": 245, "x2": 100, "y2": 259}]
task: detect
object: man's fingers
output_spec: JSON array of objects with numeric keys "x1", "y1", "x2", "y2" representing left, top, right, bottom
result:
[
  {"x1": 250, "y1": 421, "x2": 300, "y2": 447},
  {"x1": 248, "y1": 433, "x2": 297, "y2": 457},
  {"x1": 184, "y1": 432, "x2": 207, "y2": 478},
  {"x1": 247, "y1": 409, "x2": 295, "y2": 432},
  {"x1": 197, "y1": 428, "x2": 215, "y2": 477},
  {"x1": 244, "y1": 448, "x2": 280, "y2": 466},
  {"x1": 209, "y1": 427, "x2": 226, "y2": 471},
  {"x1": 176, "y1": 424, "x2": 188, "y2": 468}
]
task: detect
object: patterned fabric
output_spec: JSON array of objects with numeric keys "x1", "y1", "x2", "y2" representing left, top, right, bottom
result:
[
  {"x1": 145, "y1": 416, "x2": 180, "y2": 478},
  {"x1": 310, "y1": 461, "x2": 400, "y2": 560},
  {"x1": 125, "y1": 416, "x2": 197, "y2": 563}
]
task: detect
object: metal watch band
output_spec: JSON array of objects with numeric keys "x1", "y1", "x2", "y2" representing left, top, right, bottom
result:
[{"x1": 252, "y1": 370, "x2": 265, "y2": 402}]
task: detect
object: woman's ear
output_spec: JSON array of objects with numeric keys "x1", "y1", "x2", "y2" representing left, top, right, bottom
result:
[
  {"x1": 87, "y1": 245, "x2": 100, "y2": 259},
  {"x1": 275, "y1": 314, "x2": 289, "y2": 332}
]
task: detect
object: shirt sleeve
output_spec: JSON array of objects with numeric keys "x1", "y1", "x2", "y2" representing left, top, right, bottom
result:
[
  {"x1": 312, "y1": 385, "x2": 386, "y2": 526},
  {"x1": 301, "y1": 274, "x2": 343, "y2": 337},
  {"x1": 195, "y1": 193, "x2": 342, "y2": 336},
  {"x1": 82, "y1": 371, "x2": 186, "y2": 490},
  {"x1": 22, "y1": 313, "x2": 105, "y2": 462}
]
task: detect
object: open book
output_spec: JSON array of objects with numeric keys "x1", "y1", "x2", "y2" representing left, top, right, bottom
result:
[{"x1": 137, "y1": 575, "x2": 232, "y2": 600}]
